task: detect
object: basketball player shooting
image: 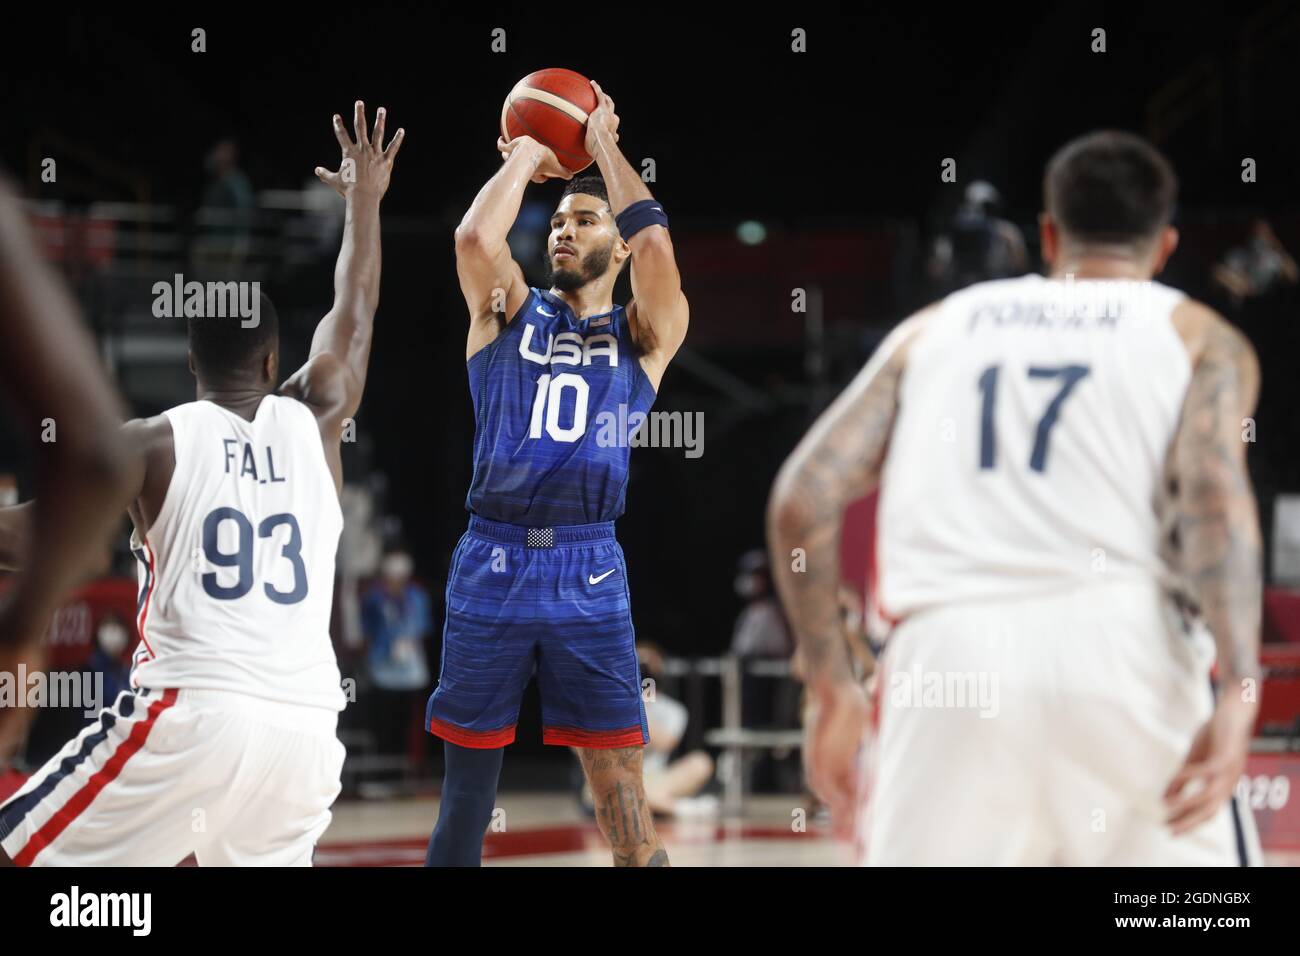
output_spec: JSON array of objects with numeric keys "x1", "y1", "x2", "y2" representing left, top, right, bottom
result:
[
  {"x1": 769, "y1": 131, "x2": 1263, "y2": 865},
  {"x1": 424, "y1": 80, "x2": 688, "y2": 867},
  {"x1": 0, "y1": 103, "x2": 403, "y2": 866}
]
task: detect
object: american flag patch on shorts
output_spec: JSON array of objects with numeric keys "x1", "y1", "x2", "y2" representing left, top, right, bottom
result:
[{"x1": 526, "y1": 528, "x2": 556, "y2": 548}]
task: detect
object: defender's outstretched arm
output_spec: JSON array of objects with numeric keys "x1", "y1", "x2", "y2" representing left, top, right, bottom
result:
[{"x1": 281, "y1": 102, "x2": 403, "y2": 452}]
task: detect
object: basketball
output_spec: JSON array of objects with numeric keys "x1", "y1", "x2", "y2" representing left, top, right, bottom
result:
[{"x1": 500, "y1": 68, "x2": 598, "y2": 173}]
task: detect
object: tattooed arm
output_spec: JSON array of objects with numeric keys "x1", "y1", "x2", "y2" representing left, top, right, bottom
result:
[
  {"x1": 1171, "y1": 301, "x2": 1262, "y2": 686},
  {"x1": 1164, "y1": 299, "x2": 1262, "y2": 834},
  {"x1": 767, "y1": 307, "x2": 931, "y2": 686},
  {"x1": 766, "y1": 307, "x2": 932, "y2": 834}
]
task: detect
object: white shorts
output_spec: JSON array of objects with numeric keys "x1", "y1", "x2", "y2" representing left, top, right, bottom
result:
[
  {"x1": 860, "y1": 581, "x2": 1263, "y2": 866},
  {"x1": 0, "y1": 687, "x2": 345, "y2": 867}
]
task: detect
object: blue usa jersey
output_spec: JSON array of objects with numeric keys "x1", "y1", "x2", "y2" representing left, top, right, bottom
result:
[{"x1": 465, "y1": 287, "x2": 657, "y2": 526}]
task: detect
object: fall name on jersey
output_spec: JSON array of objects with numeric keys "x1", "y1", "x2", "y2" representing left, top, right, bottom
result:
[{"x1": 221, "y1": 438, "x2": 287, "y2": 484}]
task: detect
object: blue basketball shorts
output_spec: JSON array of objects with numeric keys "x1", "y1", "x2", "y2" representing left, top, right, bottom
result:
[{"x1": 424, "y1": 515, "x2": 649, "y2": 750}]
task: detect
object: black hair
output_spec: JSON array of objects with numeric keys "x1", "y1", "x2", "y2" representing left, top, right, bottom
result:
[
  {"x1": 1044, "y1": 130, "x2": 1178, "y2": 246},
  {"x1": 560, "y1": 174, "x2": 610, "y2": 210},
  {"x1": 187, "y1": 290, "x2": 279, "y2": 381}
]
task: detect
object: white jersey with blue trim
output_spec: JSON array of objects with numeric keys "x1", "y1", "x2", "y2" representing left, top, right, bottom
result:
[
  {"x1": 129, "y1": 395, "x2": 345, "y2": 711},
  {"x1": 876, "y1": 273, "x2": 1192, "y2": 621}
]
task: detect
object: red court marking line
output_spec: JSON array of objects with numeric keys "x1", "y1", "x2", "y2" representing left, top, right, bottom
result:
[
  {"x1": 12, "y1": 688, "x2": 178, "y2": 867},
  {"x1": 485, "y1": 825, "x2": 602, "y2": 858}
]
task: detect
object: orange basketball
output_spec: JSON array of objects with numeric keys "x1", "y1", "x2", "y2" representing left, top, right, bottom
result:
[{"x1": 500, "y1": 68, "x2": 598, "y2": 173}]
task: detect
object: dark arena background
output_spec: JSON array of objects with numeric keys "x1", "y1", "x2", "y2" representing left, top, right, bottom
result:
[{"x1": 1, "y1": 1, "x2": 1300, "y2": 896}]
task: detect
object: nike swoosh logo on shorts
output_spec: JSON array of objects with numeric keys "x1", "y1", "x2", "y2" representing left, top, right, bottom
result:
[{"x1": 588, "y1": 569, "x2": 616, "y2": 585}]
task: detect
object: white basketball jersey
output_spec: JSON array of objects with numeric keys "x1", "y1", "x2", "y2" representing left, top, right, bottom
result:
[
  {"x1": 129, "y1": 395, "x2": 345, "y2": 711},
  {"x1": 876, "y1": 274, "x2": 1192, "y2": 621}
]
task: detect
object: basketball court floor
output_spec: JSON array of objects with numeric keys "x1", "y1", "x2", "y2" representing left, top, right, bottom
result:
[
  {"x1": 319, "y1": 794, "x2": 1299, "y2": 867},
  {"x1": 320, "y1": 794, "x2": 844, "y2": 867}
]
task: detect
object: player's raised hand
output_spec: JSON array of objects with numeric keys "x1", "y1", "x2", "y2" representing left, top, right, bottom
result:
[
  {"x1": 315, "y1": 100, "x2": 405, "y2": 200},
  {"x1": 804, "y1": 678, "x2": 868, "y2": 843},
  {"x1": 584, "y1": 80, "x2": 620, "y2": 156},
  {"x1": 497, "y1": 135, "x2": 572, "y2": 184}
]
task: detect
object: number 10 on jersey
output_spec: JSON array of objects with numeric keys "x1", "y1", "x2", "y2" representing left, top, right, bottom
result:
[{"x1": 529, "y1": 372, "x2": 589, "y2": 443}]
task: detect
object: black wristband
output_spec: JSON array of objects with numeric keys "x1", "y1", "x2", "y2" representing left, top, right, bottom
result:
[{"x1": 615, "y1": 199, "x2": 669, "y2": 242}]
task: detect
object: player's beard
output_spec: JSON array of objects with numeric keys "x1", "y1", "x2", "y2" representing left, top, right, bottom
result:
[{"x1": 547, "y1": 241, "x2": 614, "y2": 292}]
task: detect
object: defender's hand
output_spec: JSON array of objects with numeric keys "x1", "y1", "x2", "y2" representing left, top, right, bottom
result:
[
  {"x1": 497, "y1": 135, "x2": 571, "y2": 184},
  {"x1": 804, "y1": 678, "x2": 868, "y2": 842},
  {"x1": 1164, "y1": 693, "x2": 1257, "y2": 835},
  {"x1": 315, "y1": 101, "x2": 405, "y2": 200},
  {"x1": 584, "y1": 80, "x2": 620, "y2": 156}
]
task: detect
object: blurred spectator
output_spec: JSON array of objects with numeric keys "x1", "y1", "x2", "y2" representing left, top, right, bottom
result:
[
  {"x1": 338, "y1": 484, "x2": 386, "y2": 656},
  {"x1": 361, "y1": 546, "x2": 432, "y2": 763},
  {"x1": 1211, "y1": 219, "x2": 1298, "y2": 309},
  {"x1": 88, "y1": 612, "x2": 132, "y2": 703},
  {"x1": 575, "y1": 644, "x2": 716, "y2": 818},
  {"x1": 730, "y1": 549, "x2": 792, "y2": 659},
  {"x1": 637, "y1": 643, "x2": 715, "y2": 816},
  {"x1": 926, "y1": 180, "x2": 1028, "y2": 295},
  {"x1": 729, "y1": 549, "x2": 798, "y2": 793},
  {"x1": 15, "y1": 576, "x2": 139, "y2": 768},
  {"x1": 192, "y1": 138, "x2": 254, "y2": 270}
]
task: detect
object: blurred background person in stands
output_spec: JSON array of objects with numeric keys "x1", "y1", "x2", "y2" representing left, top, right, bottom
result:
[
  {"x1": 88, "y1": 612, "x2": 131, "y2": 705},
  {"x1": 577, "y1": 644, "x2": 716, "y2": 819},
  {"x1": 192, "y1": 138, "x2": 254, "y2": 270},
  {"x1": 637, "y1": 643, "x2": 715, "y2": 817},
  {"x1": 1211, "y1": 219, "x2": 1298, "y2": 310},
  {"x1": 361, "y1": 544, "x2": 432, "y2": 771},
  {"x1": 729, "y1": 549, "x2": 799, "y2": 792},
  {"x1": 730, "y1": 549, "x2": 791, "y2": 660},
  {"x1": 926, "y1": 180, "x2": 1029, "y2": 295}
]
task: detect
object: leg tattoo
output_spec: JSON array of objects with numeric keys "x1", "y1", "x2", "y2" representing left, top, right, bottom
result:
[{"x1": 578, "y1": 746, "x2": 670, "y2": 867}]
